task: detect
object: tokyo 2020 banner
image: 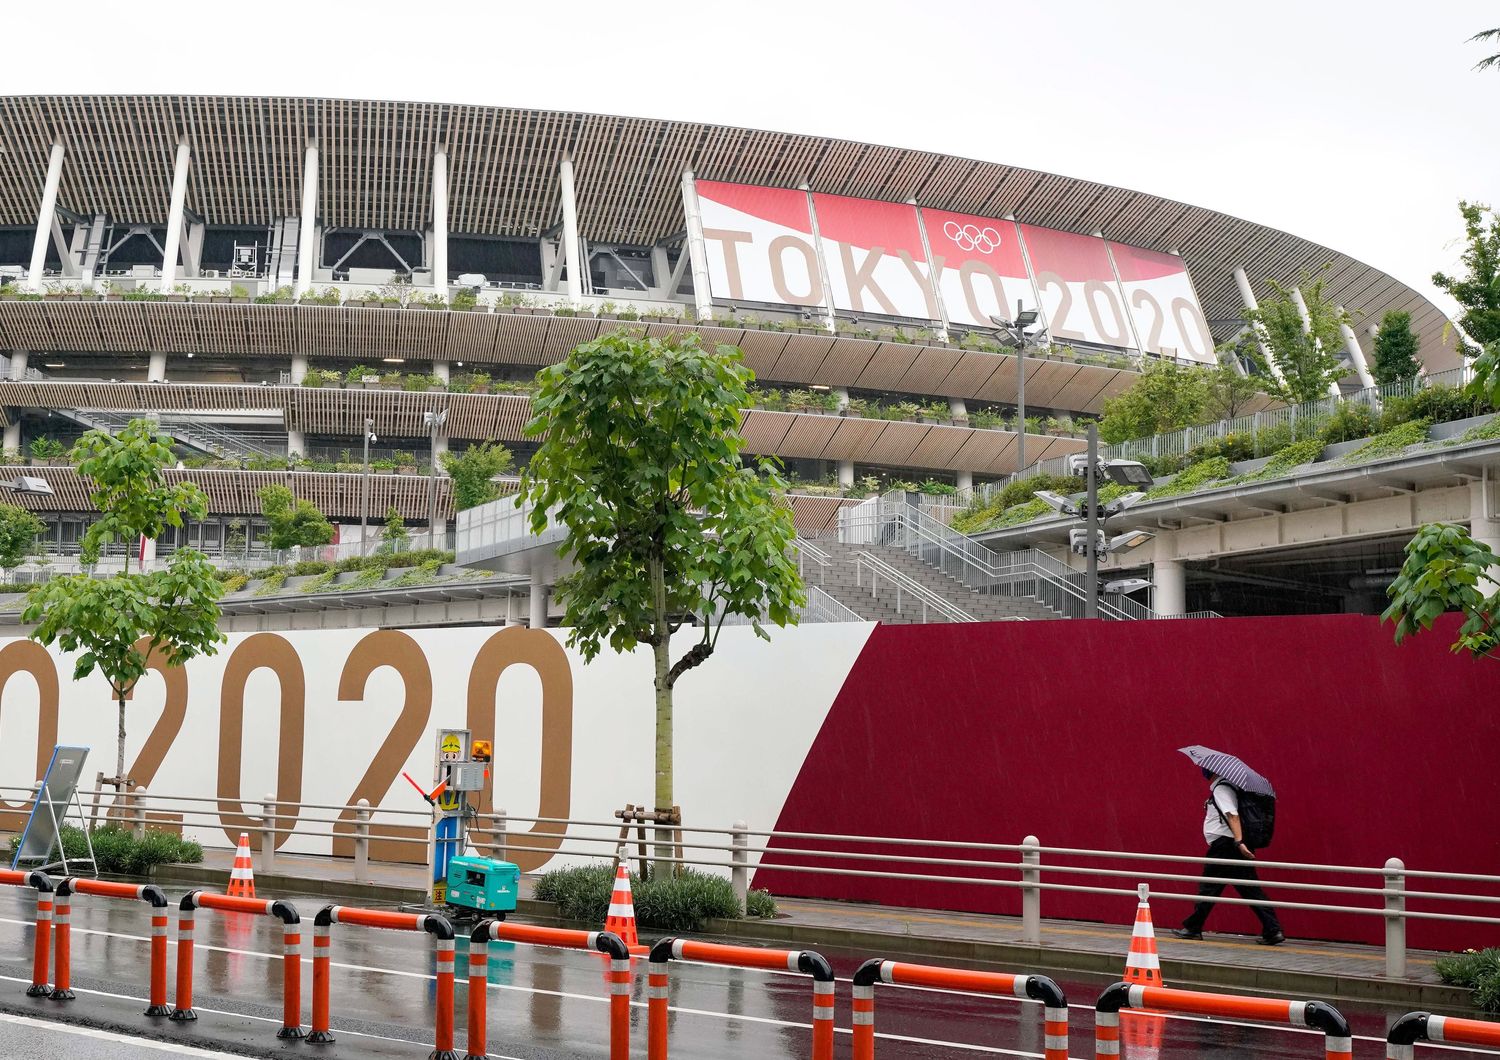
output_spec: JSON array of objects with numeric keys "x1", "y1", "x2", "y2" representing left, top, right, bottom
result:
[{"x1": 694, "y1": 179, "x2": 1216, "y2": 364}]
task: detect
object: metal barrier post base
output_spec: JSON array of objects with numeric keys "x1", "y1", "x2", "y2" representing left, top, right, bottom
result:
[
  {"x1": 144, "y1": 1003, "x2": 173, "y2": 1017},
  {"x1": 169, "y1": 1008, "x2": 198, "y2": 1023},
  {"x1": 49, "y1": 988, "x2": 75, "y2": 1002},
  {"x1": 24, "y1": 984, "x2": 50, "y2": 998},
  {"x1": 277, "y1": 1026, "x2": 306, "y2": 1040},
  {"x1": 306, "y1": 1030, "x2": 336, "y2": 1045}
]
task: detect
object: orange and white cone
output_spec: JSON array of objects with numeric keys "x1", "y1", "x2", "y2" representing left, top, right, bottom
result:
[
  {"x1": 1123, "y1": 884, "x2": 1166, "y2": 1056},
  {"x1": 605, "y1": 851, "x2": 648, "y2": 956},
  {"x1": 227, "y1": 832, "x2": 256, "y2": 898}
]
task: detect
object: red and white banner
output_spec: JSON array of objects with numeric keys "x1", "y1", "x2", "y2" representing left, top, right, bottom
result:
[
  {"x1": 918, "y1": 209, "x2": 1034, "y2": 330},
  {"x1": 1108, "y1": 242, "x2": 1216, "y2": 364},
  {"x1": 695, "y1": 181, "x2": 823, "y2": 309},
  {"x1": 1019, "y1": 224, "x2": 1137, "y2": 350},
  {"x1": 811, "y1": 193, "x2": 938, "y2": 319}
]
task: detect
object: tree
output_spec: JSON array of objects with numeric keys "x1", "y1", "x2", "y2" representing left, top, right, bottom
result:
[
  {"x1": 1471, "y1": 27, "x2": 1500, "y2": 71},
  {"x1": 1098, "y1": 360, "x2": 1208, "y2": 443},
  {"x1": 0, "y1": 503, "x2": 45, "y2": 574},
  {"x1": 1383, "y1": 522, "x2": 1498, "y2": 658},
  {"x1": 25, "y1": 421, "x2": 225, "y2": 789},
  {"x1": 258, "y1": 484, "x2": 334, "y2": 550},
  {"x1": 381, "y1": 506, "x2": 409, "y2": 552},
  {"x1": 441, "y1": 441, "x2": 515, "y2": 511},
  {"x1": 1241, "y1": 273, "x2": 1351, "y2": 404},
  {"x1": 1371, "y1": 310, "x2": 1423, "y2": 384},
  {"x1": 72, "y1": 420, "x2": 208, "y2": 572},
  {"x1": 520, "y1": 331, "x2": 804, "y2": 867},
  {"x1": 1433, "y1": 202, "x2": 1500, "y2": 379},
  {"x1": 1203, "y1": 360, "x2": 1265, "y2": 420}
]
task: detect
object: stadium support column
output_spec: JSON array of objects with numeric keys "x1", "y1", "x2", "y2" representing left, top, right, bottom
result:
[
  {"x1": 1473, "y1": 478, "x2": 1500, "y2": 594},
  {"x1": 1291, "y1": 286, "x2": 1342, "y2": 399},
  {"x1": 433, "y1": 361, "x2": 450, "y2": 384},
  {"x1": 1338, "y1": 312, "x2": 1375, "y2": 388},
  {"x1": 956, "y1": 470, "x2": 973, "y2": 495},
  {"x1": 1153, "y1": 556, "x2": 1186, "y2": 617},
  {"x1": 3, "y1": 422, "x2": 18, "y2": 453},
  {"x1": 9, "y1": 351, "x2": 28, "y2": 381},
  {"x1": 680, "y1": 170, "x2": 714, "y2": 322},
  {"x1": 837, "y1": 461, "x2": 854, "y2": 488},
  {"x1": 27, "y1": 143, "x2": 65, "y2": 292},
  {"x1": 1232, "y1": 267, "x2": 1286, "y2": 387},
  {"x1": 559, "y1": 156, "x2": 583, "y2": 303},
  {"x1": 288, "y1": 354, "x2": 307, "y2": 455},
  {"x1": 158, "y1": 142, "x2": 191, "y2": 294},
  {"x1": 290, "y1": 355, "x2": 308, "y2": 383},
  {"x1": 529, "y1": 567, "x2": 548, "y2": 628},
  {"x1": 431, "y1": 146, "x2": 449, "y2": 298},
  {"x1": 148, "y1": 352, "x2": 167, "y2": 383},
  {"x1": 295, "y1": 141, "x2": 318, "y2": 298}
]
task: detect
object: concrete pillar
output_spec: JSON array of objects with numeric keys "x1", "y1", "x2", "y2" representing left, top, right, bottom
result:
[
  {"x1": 290, "y1": 354, "x2": 308, "y2": 384},
  {"x1": 834, "y1": 387, "x2": 850, "y2": 412},
  {"x1": 1153, "y1": 558, "x2": 1186, "y2": 617},
  {"x1": 27, "y1": 143, "x2": 65, "y2": 292},
  {"x1": 1338, "y1": 313, "x2": 1375, "y2": 389},
  {"x1": 1290, "y1": 286, "x2": 1343, "y2": 399},
  {"x1": 559, "y1": 156, "x2": 582, "y2": 302},
  {"x1": 837, "y1": 460, "x2": 854, "y2": 488},
  {"x1": 948, "y1": 397, "x2": 967, "y2": 421},
  {"x1": 3, "y1": 421, "x2": 20, "y2": 454},
  {"x1": 147, "y1": 351, "x2": 167, "y2": 383},
  {"x1": 529, "y1": 567, "x2": 548, "y2": 628},
  {"x1": 431, "y1": 146, "x2": 449, "y2": 297},
  {"x1": 287, "y1": 429, "x2": 306, "y2": 458},
  {"x1": 9, "y1": 350, "x2": 28, "y2": 381},
  {"x1": 158, "y1": 141, "x2": 191, "y2": 293},
  {"x1": 956, "y1": 469, "x2": 973, "y2": 494},
  {"x1": 433, "y1": 360, "x2": 451, "y2": 384},
  {"x1": 433, "y1": 432, "x2": 449, "y2": 460},
  {"x1": 295, "y1": 141, "x2": 318, "y2": 298},
  {"x1": 680, "y1": 170, "x2": 714, "y2": 322},
  {"x1": 1232, "y1": 267, "x2": 1286, "y2": 386},
  {"x1": 1471, "y1": 480, "x2": 1500, "y2": 594}
]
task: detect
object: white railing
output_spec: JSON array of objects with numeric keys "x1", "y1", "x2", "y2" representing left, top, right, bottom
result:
[
  {"x1": 852, "y1": 550, "x2": 977, "y2": 622},
  {"x1": 717, "y1": 583, "x2": 862, "y2": 626},
  {"x1": 790, "y1": 538, "x2": 831, "y2": 585}
]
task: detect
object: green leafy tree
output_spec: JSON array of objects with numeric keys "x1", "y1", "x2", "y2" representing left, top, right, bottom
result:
[
  {"x1": 381, "y1": 506, "x2": 409, "y2": 552},
  {"x1": 521, "y1": 332, "x2": 804, "y2": 867},
  {"x1": 1372, "y1": 310, "x2": 1423, "y2": 384},
  {"x1": 1203, "y1": 360, "x2": 1265, "y2": 420},
  {"x1": 72, "y1": 420, "x2": 208, "y2": 572},
  {"x1": 0, "y1": 503, "x2": 45, "y2": 574},
  {"x1": 25, "y1": 423, "x2": 224, "y2": 788},
  {"x1": 1241, "y1": 273, "x2": 1351, "y2": 404},
  {"x1": 441, "y1": 441, "x2": 515, "y2": 511},
  {"x1": 1098, "y1": 360, "x2": 1208, "y2": 443},
  {"x1": 258, "y1": 484, "x2": 334, "y2": 550},
  {"x1": 1471, "y1": 27, "x2": 1500, "y2": 71},
  {"x1": 1383, "y1": 522, "x2": 1498, "y2": 658},
  {"x1": 1434, "y1": 202, "x2": 1500, "y2": 379}
]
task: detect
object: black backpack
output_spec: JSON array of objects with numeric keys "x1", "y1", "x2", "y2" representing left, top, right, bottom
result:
[{"x1": 1214, "y1": 782, "x2": 1277, "y2": 850}]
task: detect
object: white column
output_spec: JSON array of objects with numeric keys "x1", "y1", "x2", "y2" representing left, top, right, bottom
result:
[
  {"x1": 956, "y1": 469, "x2": 973, "y2": 494},
  {"x1": 837, "y1": 460, "x2": 854, "y2": 488},
  {"x1": 1232, "y1": 267, "x2": 1286, "y2": 386},
  {"x1": 948, "y1": 397, "x2": 967, "y2": 420},
  {"x1": 27, "y1": 143, "x2": 65, "y2": 292},
  {"x1": 559, "y1": 156, "x2": 582, "y2": 302},
  {"x1": 295, "y1": 141, "x2": 319, "y2": 298},
  {"x1": 433, "y1": 360, "x2": 451, "y2": 384},
  {"x1": 3, "y1": 422, "x2": 19, "y2": 453},
  {"x1": 529, "y1": 567, "x2": 548, "y2": 628},
  {"x1": 290, "y1": 354, "x2": 308, "y2": 384},
  {"x1": 9, "y1": 350, "x2": 28, "y2": 381},
  {"x1": 431, "y1": 146, "x2": 449, "y2": 297},
  {"x1": 147, "y1": 352, "x2": 167, "y2": 383},
  {"x1": 1153, "y1": 558, "x2": 1186, "y2": 617},
  {"x1": 834, "y1": 387, "x2": 849, "y2": 412},
  {"x1": 1290, "y1": 286, "x2": 1342, "y2": 399},
  {"x1": 1338, "y1": 313, "x2": 1375, "y2": 389},
  {"x1": 287, "y1": 430, "x2": 306, "y2": 458},
  {"x1": 680, "y1": 170, "x2": 714, "y2": 322},
  {"x1": 158, "y1": 141, "x2": 191, "y2": 293},
  {"x1": 433, "y1": 431, "x2": 449, "y2": 460},
  {"x1": 1471, "y1": 480, "x2": 1500, "y2": 595}
]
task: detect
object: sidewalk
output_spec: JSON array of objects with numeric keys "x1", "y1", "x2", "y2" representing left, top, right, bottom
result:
[{"x1": 171, "y1": 849, "x2": 1470, "y2": 1012}]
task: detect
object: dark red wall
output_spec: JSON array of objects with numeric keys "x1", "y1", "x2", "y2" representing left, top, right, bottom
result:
[{"x1": 757, "y1": 615, "x2": 1500, "y2": 951}]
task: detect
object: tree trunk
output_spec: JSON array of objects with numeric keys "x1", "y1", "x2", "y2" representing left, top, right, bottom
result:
[
  {"x1": 115, "y1": 692, "x2": 127, "y2": 790},
  {"x1": 650, "y1": 556, "x2": 674, "y2": 878}
]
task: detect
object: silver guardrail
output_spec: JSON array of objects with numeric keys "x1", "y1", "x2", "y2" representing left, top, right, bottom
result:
[
  {"x1": 790, "y1": 537, "x2": 831, "y2": 586},
  {"x1": 8, "y1": 782, "x2": 1495, "y2": 980},
  {"x1": 852, "y1": 550, "x2": 977, "y2": 622}
]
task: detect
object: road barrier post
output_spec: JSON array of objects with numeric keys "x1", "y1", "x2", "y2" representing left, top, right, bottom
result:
[
  {"x1": 730, "y1": 820, "x2": 749, "y2": 908},
  {"x1": 1387, "y1": 1011, "x2": 1500, "y2": 1058},
  {"x1": 170, "y1": 891, "x2": 302, "y2": 1037},
  {"x1": 465, "y1": 922, "x2": 631, "y2": 1060},
  {"x1": 647, "y1": 938, "x2": 834, "y2": 1060},
  {"x1": 1095, "y1": 982, "x2": 1351, "y2": 1060},
  {"x1": 309, "y1": 905, "x2": 457, "y2": 1059},
  {"x1": 353, "y1": 798, "x2": 371, "y2": 882},
  {"x1": 131, "y1": 786, "x2": 147, "y2": 841},
  {"x1": 261, "y1": 793, "x2": 277, "y2": 873},
  {"x1": 1384, "y1": 857, "x2": 1406, "y2": 979},
  {"x1": 851, "y1": 959, "x2": 1067, "y2": 1060},
  {"x1": 53, "y1": 879, "x2": 170, "y2": 1015},
  {"x1": 0, "y1": 869, "x2": 53, "y2": 997},
  {"x1": 1021, "y1": 834, "x2": 1041, "y2": 945}
]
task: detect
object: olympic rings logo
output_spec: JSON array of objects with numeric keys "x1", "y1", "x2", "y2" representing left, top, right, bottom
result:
[{"x1": 942, "y1": 221, "x2": 1002, "y2": 254}]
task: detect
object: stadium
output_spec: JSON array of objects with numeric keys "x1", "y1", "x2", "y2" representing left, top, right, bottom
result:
[{"x1": 0, "y1": 94, "x2": 1478, "y2": 621}]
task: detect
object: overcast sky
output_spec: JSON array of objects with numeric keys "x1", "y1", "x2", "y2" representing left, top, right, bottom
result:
[{"x1": 5, "y1": 0, "x2": 1495, "y2": 316}]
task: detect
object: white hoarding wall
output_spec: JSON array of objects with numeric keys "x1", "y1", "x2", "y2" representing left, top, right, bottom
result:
[
  {"x1": 0, "y1": 624, "x2": 876, "y2": 872},
  {"x1": 691, "y1": 179, "x2": 1213, "y2": 360}
]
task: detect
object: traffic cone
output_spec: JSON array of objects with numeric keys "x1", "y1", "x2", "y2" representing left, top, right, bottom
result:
[
  {"x1": 227, "y1": 832, "x2": 256, "y2": 898},
  {"x1": 1124, "y1": 883, "x2": 1163, "y2": 987},
  {"x1": 604, "y1": 854, "x2": 648, "y2": 956}
]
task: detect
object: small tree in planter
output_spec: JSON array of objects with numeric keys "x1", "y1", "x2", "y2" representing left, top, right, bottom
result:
[
  {"x1": 0, "y1": 503, "x2": 45, "y2": 583},
  {"x1": 394, "y1": 451, "x2": 419, "y2": 475},
  {"x1": 381, "y1": 506, "x2": 410, "y2": 553},
  {"x1": 259, "y1": 484, "x2": 335, "y2": 550},
  {"x1": 441, "y1": 441, "x2": 515, "y2": 510}
]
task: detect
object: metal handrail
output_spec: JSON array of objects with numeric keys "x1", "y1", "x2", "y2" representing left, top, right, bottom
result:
[
  {"x1": 852, "y1": 550, "x2": 976, "y2": 622},
  {"x1": 790, "y1": 538, "x2": 831, "y2": 585}
]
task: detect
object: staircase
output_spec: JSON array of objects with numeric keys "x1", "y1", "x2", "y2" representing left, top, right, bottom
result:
[
  {"x1": 800, "y1": 538, "x2": 1064, "y2": 623},
  {"x1": 51, "y1": 408, "x2": 284, "y2": 462}
]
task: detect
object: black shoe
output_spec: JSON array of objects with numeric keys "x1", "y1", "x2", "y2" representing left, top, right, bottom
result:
[
  {"x1": 1257, "y1": 931, "x2": 1286, "y2": 946},
  {"x1": 1172, "y1": 928, "x2": 1203, "y2": 940}
]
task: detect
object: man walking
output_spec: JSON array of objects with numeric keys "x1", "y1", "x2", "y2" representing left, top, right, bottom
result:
[{"x1": 1173, "y1": 769, "x2": 1285, "y2": 945}]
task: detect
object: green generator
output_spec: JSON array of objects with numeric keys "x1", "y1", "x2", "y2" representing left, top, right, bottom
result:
[{"x1": 445, "y1": 856, "x2": 520, "y2": 918}]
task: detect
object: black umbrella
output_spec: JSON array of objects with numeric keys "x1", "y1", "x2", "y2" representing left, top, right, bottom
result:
[{"x1": 1178, "y1": 745, "x2": 1275, "y2": 797}]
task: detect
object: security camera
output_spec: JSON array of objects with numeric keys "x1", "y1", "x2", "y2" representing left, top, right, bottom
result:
[{"x1": 1104, "y1": 577, "x2": 1154, "y2": 595}]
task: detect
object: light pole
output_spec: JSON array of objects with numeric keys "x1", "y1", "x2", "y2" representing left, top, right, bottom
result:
[
  {"x1": 424, "y1": 408, "x2": 448, "y2": 551},
  {"x1": 360, "y1": 418, "x2": 376, "y2": 556},
  {"x1": 989, "y1": 302, "x2": 1042, "y2": 476}
]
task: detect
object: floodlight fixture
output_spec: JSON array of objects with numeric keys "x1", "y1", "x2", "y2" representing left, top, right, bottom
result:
[
  {"x1": 1102, "y1": 460, "x2": 1153, "y2": 487},
  {"x1": 1102, "y1": 491, "x2": 1148, "y2": 517},
  {"x1": 1108, "y1": 529, "x2": 1156, "y2": 554},
  {"x1": 1014, "y1": 308, "x2": 1040, "y2": 329},
  {"x1": 1104, "y1": 577, "x2": 1154, "y2": 595},
  {"x1": 1034, "y1": 490, "x2": 1080, "y2": 518},
  {"x1": 4, "y1": 476, "x2": 54, "y2": 496}
]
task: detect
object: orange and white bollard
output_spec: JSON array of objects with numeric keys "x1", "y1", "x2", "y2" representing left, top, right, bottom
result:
[
  {"x1": 0, "y1": 869, "x2": 56, "y2": 998},
  {"x1": 53, "y1": 879, "x2": 169, "y2": 1015},
  {"x1": 307, "y1": 917, "x2": 334, "y2": 1044}
]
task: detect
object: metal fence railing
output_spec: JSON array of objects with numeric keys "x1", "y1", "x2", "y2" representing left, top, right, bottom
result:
[
  {"x1": 852, "y1": 550, "x2": 977, "y2": 623},
  {"x1": 8, "y1": 782, "x2": 1495, "y2": 980}
]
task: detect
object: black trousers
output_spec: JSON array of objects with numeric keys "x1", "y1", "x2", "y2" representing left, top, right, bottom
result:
[{"x1": 1181, "y1": 836, "x2": 1282, "y2": 936}]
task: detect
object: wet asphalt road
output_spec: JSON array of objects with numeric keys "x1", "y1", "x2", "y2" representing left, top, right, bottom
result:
[{"x1": 0, "y1": 890, "x2": 1492, "y2": 1059}]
